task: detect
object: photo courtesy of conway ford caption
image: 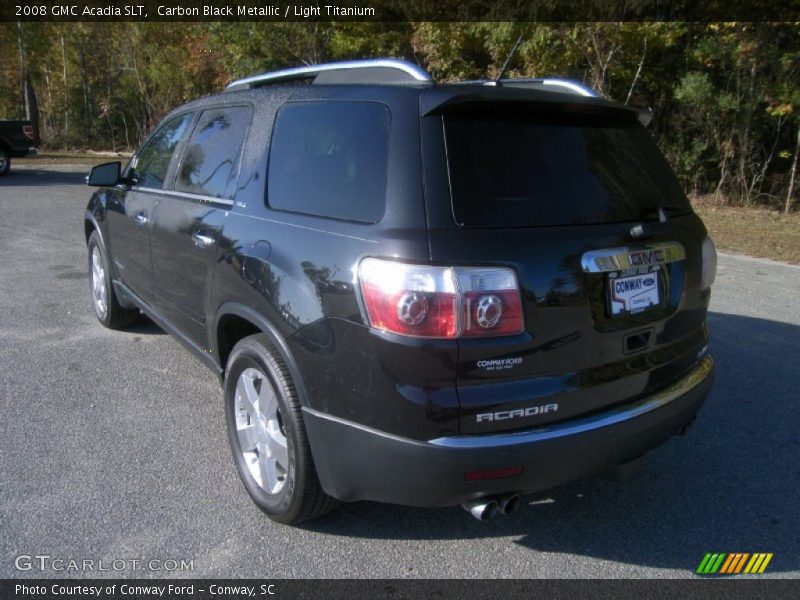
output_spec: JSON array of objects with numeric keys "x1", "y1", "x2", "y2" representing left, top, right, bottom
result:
[{"x1": 83, "y1": 58, "x2": 716, "y2": 524}]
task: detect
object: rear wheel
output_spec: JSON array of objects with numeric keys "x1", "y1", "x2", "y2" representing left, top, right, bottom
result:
[
  {"x1": 224, "y1": 334, "x2": 337, "y2": 524},
  {"x1": 87, "y1": 231, "x2": 139, "y2": 329},
  {"x1": 0, "y1": 148, "x2": 10, "y2": 176}
]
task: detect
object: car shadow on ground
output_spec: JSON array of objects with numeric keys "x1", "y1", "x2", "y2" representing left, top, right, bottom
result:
[
  {"x1": 300, "y1": 311, "x2": 800, "y2": 575},
  {"x1": 0, "y1": 167, "x2": 90, "y2": 187},
  {"x1": 125, "y1": 314, "x2": 167, "y2": 336}
]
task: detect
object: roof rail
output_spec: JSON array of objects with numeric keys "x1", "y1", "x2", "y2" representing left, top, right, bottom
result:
[
  {"x1": 498, "y1": 78, "x2": 599, "y2": 97},
  {"x1": 445, "y1": 78, "x2": 599, "y2": 98},
  {"x1": 225, "y1": 59, "x2": 432, "y2": 91}
]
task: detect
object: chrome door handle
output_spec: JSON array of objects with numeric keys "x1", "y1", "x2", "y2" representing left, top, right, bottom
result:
[
  {"x1": 192, "y1": 232, "x2": 215, "y2": 248},
  {"x1": 134, "y1": 212, "x2": 148, "y2": 226}
]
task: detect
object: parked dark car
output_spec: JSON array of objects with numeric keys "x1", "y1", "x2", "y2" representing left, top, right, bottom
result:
[
  {"x1": 0, "y1": 119, "x2": 37, "y2": 175},
  {"x1": 84, "y1": 59, "x2": 716, "y2": 524}
]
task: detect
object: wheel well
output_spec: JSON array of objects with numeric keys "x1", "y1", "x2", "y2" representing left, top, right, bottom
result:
[
  {"x1": 217, "y1": 314, "x2": 261, "y2": 370},
  {"x1": 0, "y1": 139, "x2": 11, "y2": 153}
]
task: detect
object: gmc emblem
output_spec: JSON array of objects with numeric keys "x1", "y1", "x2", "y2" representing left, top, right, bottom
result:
[{"x1": 629, "y1": 249, "x2": 664, "y2": 266}]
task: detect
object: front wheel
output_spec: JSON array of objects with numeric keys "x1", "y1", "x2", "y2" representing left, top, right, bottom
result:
[
  {"x1": 224, "y1": 334, "x2": 337, "y2": 524},
  {"x1": 87, "y1": 231, "x2": 139, "y2": 329}
]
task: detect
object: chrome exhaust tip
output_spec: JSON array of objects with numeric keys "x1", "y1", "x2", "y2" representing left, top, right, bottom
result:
[
  {"x1": 497, "y1": 493, "x2": 521, "y2": 515},
  {"x1": 462, "y1": 499, "x2": 499, "y2": 521}
]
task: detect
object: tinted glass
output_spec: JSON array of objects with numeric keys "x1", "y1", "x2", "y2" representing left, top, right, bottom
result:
[
  {"x1": 268, "y1": 102, "x2": 390, "y2": 222},
  {"x1": 175, "y1": 107, "x2": 252, "y2": 199},
  {"x1": 133, "y1": 113, "x2": 193, "y2": 190},
  {"x1": 444, "y1": 113, "x2": 692, "y2": 228}
]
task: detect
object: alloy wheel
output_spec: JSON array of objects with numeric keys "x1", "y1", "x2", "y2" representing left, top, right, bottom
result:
[
  {"x1": 234, "y1": 367, "x2": 289, "y2": 494},
  {"x1": 91, "y1": 246, "x2": 107, "y2": 318}
]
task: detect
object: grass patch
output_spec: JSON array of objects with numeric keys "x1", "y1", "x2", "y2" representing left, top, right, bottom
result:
[
  {"x1": 15, "y1": 150, "x2": 131, "y2": 166},
  {"x1": 693, "y1": 201, "x2": 800, "y2": 265}
]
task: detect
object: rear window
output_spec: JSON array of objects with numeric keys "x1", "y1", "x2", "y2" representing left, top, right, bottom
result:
[
  {"x1": 267, "y1": 101, "x2": 390, "y2": 223},
  {"x1": 444, "y1": 112, "x2": 691, "y2": 228}
]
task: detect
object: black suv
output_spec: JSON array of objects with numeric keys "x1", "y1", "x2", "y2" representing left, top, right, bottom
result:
[{"x1": 85, "y1": 59, "x2": 716, "y2": 524}]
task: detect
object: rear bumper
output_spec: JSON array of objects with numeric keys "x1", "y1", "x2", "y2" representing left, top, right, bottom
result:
[{"x1": 303, "y1": 355, "x2": 714, "y2": 507}]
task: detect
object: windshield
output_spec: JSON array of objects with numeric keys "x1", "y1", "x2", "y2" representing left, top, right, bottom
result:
[{"x1": 443, "y1": 112, "x2": 691, "y2": 228}]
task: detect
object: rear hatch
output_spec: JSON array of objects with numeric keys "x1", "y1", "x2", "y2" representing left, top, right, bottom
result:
[{"x1": 420, "y1": 88, "x2": 711, "y2": 434}]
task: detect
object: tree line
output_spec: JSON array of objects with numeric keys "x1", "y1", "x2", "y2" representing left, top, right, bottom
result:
[{"x1": 2, "y1": 22, "x2": 798, "y2": 212}]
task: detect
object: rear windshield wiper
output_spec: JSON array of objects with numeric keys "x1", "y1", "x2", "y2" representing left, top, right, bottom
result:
[{"x1": 628, "y1": 207, "x2": 669, "y2": 240}]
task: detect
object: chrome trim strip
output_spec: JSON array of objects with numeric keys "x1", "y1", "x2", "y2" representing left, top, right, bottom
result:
[
  {"x1": 133, "y1": 186, "x2": 234, "y2": 206},
  {"x1": 430, "y1": 356, "x2": 713, "y2": 449},
  {"x1": 242, "y1": 213, "x2": 378, "y2": 244},
  {"x1": 226, "y1": 59, "x2": 433, "y2": 91},
  {"x1": 581, "y1": 242, "x2": 686, "y2": 273}
]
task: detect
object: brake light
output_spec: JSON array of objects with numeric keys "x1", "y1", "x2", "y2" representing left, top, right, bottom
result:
[
  {"x1": 359, "y1": 260, "x2": 458, "y2": 337},
  {"x1": 22, "y1": 125, "x2": 34, "y2": 140},
  {"x1": 358, "y1": 258, "x2": 524, "y2": 338},
  {"x1": 457, "y1": 268, "x2": 524, "y2": 337}
]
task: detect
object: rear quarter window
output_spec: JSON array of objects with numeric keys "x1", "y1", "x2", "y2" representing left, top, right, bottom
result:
[{"x1": 267, "y1": 101, "x2": 390, "y2": 223}]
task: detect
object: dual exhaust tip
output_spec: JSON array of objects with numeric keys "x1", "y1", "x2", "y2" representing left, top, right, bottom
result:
[{"x1": 462, "y1": 493, "x2": 521, "y2": 521}]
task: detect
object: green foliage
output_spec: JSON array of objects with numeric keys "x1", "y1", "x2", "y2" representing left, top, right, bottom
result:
[
  {"x1": 674, "y1": 72, "x2": 715, "y2": 105},
  {"x1": 329, "y1": 23, "x2": 413, "y2": 59},
  {"x1": 2, "y1": 21, "x2": 799, "y2": 208}
]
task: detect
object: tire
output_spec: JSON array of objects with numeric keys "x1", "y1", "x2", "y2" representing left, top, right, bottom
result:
[
  {"x1": 87, "y1": 230, "x2": 139, "y2": 329},
  {"x1": 224, "y1": 334, "x2": 338, "y2": 524},
  {"x1": 0, "y1": 148, "x2": 10, "y2": 176}
]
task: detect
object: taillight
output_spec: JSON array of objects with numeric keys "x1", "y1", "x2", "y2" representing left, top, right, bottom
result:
[
  {"x1": 358, "y1": 260, "x2": 458, "y2": 337},
  {"x1": 22, "y1": 125, "x2": 34, "y2": 140},
  {"x1": 701, "y1": 237, "x2": 717, "y2": 291},
  {"x1": 457, "y1": 268, "x2": 524, "y2": 337},
  {"x1": 357, "y1": 258, "x2": 524, "y2": 339}
]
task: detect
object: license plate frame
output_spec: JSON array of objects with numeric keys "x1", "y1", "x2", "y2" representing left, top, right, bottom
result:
[{"x1": 607, "y1": 266, "x2": 662, "y2": 316}]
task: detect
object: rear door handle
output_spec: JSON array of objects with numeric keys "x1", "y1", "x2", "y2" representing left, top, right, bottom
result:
[
  {"x1": 134, "y1": 212, "x2": 148, "y2": 226},
  {"x1": 192, "y1": 232, "x2": 215, "y2": 248}
]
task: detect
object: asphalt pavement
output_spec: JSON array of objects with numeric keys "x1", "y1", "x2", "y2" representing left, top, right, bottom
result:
[{"x1": 1, "y1": 165, "x2": 798, "y2": 578}]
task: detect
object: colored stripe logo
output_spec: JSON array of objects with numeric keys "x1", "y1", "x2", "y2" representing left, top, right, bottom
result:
[{"x1": 696, "y1": 553, "x2": 773, "y2": 574}]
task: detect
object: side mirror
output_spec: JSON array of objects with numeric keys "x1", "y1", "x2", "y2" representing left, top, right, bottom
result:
[{"x1": 86, "y1": 161, "x2": 122, "y2": 186}]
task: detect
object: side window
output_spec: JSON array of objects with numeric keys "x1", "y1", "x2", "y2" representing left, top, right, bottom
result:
[
  {"x1": 175, "y1": 106, "x2": 252, "y2": 199},
  {"x1": 132, "y1": 113, "x2": 193, "y2": 190},
  {"x1": 267, "y1": 101, "x2": 390, "y2": 223}
]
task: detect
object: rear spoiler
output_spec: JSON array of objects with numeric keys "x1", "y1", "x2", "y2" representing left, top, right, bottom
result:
[{"x1": 421, "y1": 87, "x2": 654, "y2": 127}]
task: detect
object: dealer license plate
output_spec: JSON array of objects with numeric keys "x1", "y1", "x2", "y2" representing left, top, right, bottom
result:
[{"x1": 608, "y1": 270, "x2": 661, "y2": 315}]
